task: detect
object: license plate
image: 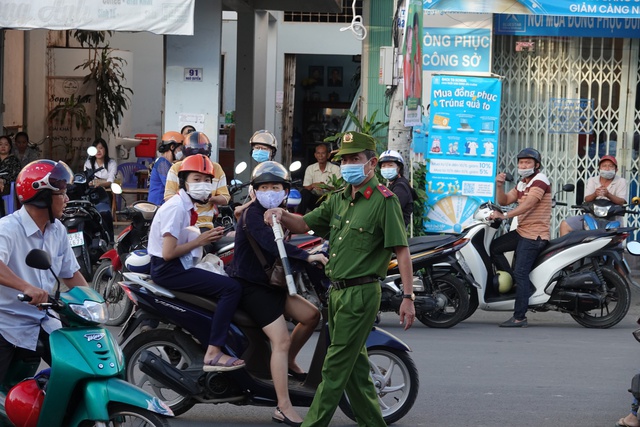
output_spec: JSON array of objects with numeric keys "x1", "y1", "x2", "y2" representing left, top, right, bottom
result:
[{"x1": 68, "y1": 231, "x2": 85, "y2": 247}]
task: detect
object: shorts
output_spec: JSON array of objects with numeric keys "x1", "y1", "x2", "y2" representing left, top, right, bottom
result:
[
  {"x1": 564, "y1": 215, "x2": 584, "y2": 231},
  {"x1": 236, "y1": 278, "x2": 287, "y2": 328}
]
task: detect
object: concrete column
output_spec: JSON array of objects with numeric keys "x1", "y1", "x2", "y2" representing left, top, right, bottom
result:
[{"x1": 165, "y1": 0, "x2": 222, "y2": 161}]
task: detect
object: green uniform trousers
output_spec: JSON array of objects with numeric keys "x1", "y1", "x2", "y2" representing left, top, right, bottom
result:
[{"x1": 301, "y1": 282, "x2": 386, "y2": 427}]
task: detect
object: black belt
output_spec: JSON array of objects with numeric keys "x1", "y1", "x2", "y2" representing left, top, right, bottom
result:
[{"x1": 330, "y1": 275, "x2": 379, "y2": 291}]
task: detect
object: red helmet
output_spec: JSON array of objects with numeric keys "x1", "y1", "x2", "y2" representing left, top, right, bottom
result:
[
  {"x1": 183, "y1": 131, "x2": 212, "y2": 157},
  {"x1": 6, "y1": 379, "x2": 45, "y2": 427},
  {"x1": 179, "y1": 154, "x2": 215, "y2": 177},
  {"x1": 16, "y1": 160, "x2": 73, "y2": 208}
]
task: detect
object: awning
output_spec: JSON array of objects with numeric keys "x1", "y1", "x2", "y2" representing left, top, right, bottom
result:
[
  {"x1": 425, "y1": 0, "x2": 640, "y2": 19},
  {"x1": 0, "y1": 0, "x2": 195, "y2": 35}
]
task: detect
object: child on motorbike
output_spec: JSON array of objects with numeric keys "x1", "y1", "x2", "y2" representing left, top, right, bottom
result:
[
  {"x1": 147, "y1": 131, "x2": 184, "y2": 206},
  {"x1": 228, "y1": 161, "x2": 327, "y2": 426},
  {"x1": 147, "y1": 154, "x2": 245, "y2": 372},
  {"x1": 559, "y1": 154, "x2": 628, "y2": 236}
]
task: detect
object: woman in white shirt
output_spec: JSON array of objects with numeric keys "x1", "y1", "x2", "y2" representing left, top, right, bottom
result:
[{"x1": 84, "y1": 138, "x2": 118, "y2": 188}]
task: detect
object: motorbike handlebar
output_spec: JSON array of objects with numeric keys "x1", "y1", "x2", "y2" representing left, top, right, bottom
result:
[
  {"x1": 555, "y1": 202, "x2": 567, "y2": 206},
  {"x1": 17, "y1": 293, "x2": 31, "y2": 302}
]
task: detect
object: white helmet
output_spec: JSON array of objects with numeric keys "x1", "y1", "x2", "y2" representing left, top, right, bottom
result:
[{"x1": 474, "y1": 203, "x2": 494, "y2": 223}]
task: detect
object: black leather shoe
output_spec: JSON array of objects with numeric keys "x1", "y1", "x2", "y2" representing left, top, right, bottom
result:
[
  {"x1": 288, "y1": 368, "x2": 307, "y2": 382},
  {"x1": 272, "y1": 407, "x2": 302, "y2": 427},
  {"x1": 499, "y1": 316, "x2": 528, "y2": 328}
]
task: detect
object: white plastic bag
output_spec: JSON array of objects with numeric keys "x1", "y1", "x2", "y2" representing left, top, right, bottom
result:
[{"x1": 195, "y1": 253, "x2": 228, "y2": 276}]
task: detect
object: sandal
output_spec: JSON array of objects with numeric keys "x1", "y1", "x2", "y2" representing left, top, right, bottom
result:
[
  {"x1": 203, "y1": 353, "x2": 245, "y2": 372},
  {"x1": 617, "y1": 416, "x2": 640, "y2": 427}
]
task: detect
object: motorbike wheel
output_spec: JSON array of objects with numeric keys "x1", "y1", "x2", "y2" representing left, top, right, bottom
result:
[
  {"x1": 92, "y1": 261, "x2": 132, "y2": 326},
  {"x1": 464, "y1": 286, "x2": 479, "y2": 320},
  {"x1": 417, "y1": 274, "x2": 470, "y2": 328},
  {"x1": 122, "y1": 329, "x2": 201, "y2": 416},
  {"x1": 77, "y1": 241, "x2": 93, "y2": 282},
  {"x1": 80, "y1": 403, "x2": 170, "y2": 426},
  {"x1": 338, "y1": 347, "x2": 419, "y2": 425},
  {"x1": 570, "y1": 265, "x2": 631, "y2": 328}
]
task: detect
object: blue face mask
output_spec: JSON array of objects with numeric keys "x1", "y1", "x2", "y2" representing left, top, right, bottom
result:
[
  {"x1": 381, "y1": 167, "x2": 398, "y2": 180},
  {"x1": 252, "y1": 149, "x2": 270, "y2": 163},
  {"x1": 341, "y1": 160, "x2": 370, "y2": 186}
]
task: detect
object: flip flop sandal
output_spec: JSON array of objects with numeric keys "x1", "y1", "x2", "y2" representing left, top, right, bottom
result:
[
  {"x1": 203, "y1": 353, "x2": 245, "y2": 372},
  {"x1": 616, "y1": 417, "x2": 640, "y2": 427}
]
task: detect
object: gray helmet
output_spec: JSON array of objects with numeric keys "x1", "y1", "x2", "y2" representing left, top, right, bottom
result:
[
  {"x1": 250, "y1": 161, "x2": 290, "y2": 189},
  {"x1": 250, "y1": 130, "x2": 278, "y2": 155}
]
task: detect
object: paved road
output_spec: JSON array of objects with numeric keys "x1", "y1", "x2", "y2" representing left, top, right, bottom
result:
[{"x1": 165, "y1": 288, "x2": 640, "y2": 427}]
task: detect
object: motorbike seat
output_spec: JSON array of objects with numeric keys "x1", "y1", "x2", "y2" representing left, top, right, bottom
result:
[
  {"x1": 209, "y1": 234, "x2": 235, "y2": 253},
  {"x1": 407, "y1": 235, "x2": 459, "y2": 254},
  {"x1": 537, "y1": 229, "x2": 616, "y2": 258},
  {"x1": 171, "y1": 290, "x2": 258, "y2": 328},
  {"x1": 288, "y1": 233, "x2": 322, "y2": 250}
]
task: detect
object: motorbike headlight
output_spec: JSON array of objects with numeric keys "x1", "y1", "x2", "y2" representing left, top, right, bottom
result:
[
  {"x1": 69, "y1": 300, "x2": 109, "y2": 324},
  {"x1": 594, "y1": 205, "x2": 610, "y2": 217}
]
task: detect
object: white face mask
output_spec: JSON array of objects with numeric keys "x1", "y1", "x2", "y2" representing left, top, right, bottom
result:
[
  {"x1": 174, "y1": 150, "x2": 184, "y2": 161},
  {"x1": 186, "y1": 181, "x2": 213, "y2": 202},
  {"x1": 599, "y1": 169, "x2": 615, "y2": 180},
  {"x1": 517, "y1": 168, "x2": 535, "y2": 178},
  {"x1": 255, "y1": 190, "x2": 286, "y2": 209}
]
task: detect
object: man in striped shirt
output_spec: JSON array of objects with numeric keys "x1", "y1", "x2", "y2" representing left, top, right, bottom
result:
[{"x1": 489, "y1": 148, "x2": 552, "y2": 328}]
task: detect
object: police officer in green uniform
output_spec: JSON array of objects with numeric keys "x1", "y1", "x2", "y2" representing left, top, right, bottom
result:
[{"x1": 265, "y1": 131, "x2": 415, "y2": 427}]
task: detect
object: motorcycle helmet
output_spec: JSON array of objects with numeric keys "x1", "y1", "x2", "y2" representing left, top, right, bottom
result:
[
  {"x1": 379, "y1": 149, "x2": 405, "y2": 175},
  {"x1": 124, "y1": 249, "x2": 151, "y2": 274},
  {"x1": 158, "y1": 131, "x2": 184, "y2": 153},
  {"x1": 179, "y1": 154, "x2": 215, "y2": 177},
  {"x1": 493, "y1": 270, "x2": 513, "y2": 294},
  {"x1": 251, "y1": 161, "x2": 290, "y2": 189},
  {"x1": 250, "y1": 130, "x2": 278, "y2": 157},
  {"x1": 16, "y1": 160, "x2": 73, "y2": 208},
  {"x1": 5, "y1": 378, "x2": 45, "y2": 427},
  {"x1": 474, "y1": 203, "x2": 495, "y2": 223},
  {"x1": 517, "y1": 148, "x2": 542, "y2": 169},
  {"x1": 182, "y1": 131, "x2": 212, "y2": 157},
  {"x1": 287, "y1": 188, "x2": 302, "y2": 209}
]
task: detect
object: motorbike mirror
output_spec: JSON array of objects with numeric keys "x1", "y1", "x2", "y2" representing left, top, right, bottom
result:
[
  {"x1": 235, "y1": 161, "x2": 247, "y2": 175},
  {"x1": 562, "y1": 184, "x2": 575, "y2": 192},
  {"x1": 627, "y1": 241, "x2": 640, "y2": 256},
  {"x1": 25, "y1": 249, "x2": 52, "y2": 270},
  {"x1": 110, "y1": 182, "x2": 122, "y2": 195},
  {"x1": 289, "y1": 161, "x2": 302, "y2": 172},
  {"x1": 87, "y1": 146, "x2": 98, "y2": 157},
  {"x1": 632, "y1": 196, "x2": 640, "y2": 205},
  {"x1": 504, "y1": 172, "x2": 514, "y2": 182}
]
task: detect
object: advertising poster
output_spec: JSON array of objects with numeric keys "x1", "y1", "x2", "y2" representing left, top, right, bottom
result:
[
  {"x1": 424, "y1": 75, "x2": 502, "y2": 233},
  {"x1": 403, "y1": 0, "x2": 423, "y2": 127}
]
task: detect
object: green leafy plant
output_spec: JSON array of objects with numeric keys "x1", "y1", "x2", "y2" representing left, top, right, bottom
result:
[
  {"x1": 411, "y1": 161, "x2": 431, "y2": 236},
  {"x1": 72, "y1": 30, "x2": 133, "y2": 140},
  {"x1": 323, "y1": 110, "x2": 389, "y2": 145}
]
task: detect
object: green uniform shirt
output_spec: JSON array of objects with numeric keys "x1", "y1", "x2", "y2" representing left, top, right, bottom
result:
[{"x1": 303, "y1": 176, "x2": 408, "y2": 280}]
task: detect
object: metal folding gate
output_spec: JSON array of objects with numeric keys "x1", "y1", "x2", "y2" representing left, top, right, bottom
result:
[{"x1": 493, "y1": 35, "x2": 640, "y2": 237}]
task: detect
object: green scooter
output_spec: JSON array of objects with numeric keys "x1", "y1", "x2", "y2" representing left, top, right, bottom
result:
[{"x1": 0, "y1": 249, "x2": 173, "y2": 427}]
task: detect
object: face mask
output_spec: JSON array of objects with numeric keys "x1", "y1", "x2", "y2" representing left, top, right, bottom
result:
[
  {"x1": 600, "y1": 169, "x2": 616, "y2": 180},
  {"x1": 186, "y1": 181, "x2": 213, "y2": 202},
  {"x1": 174, "y1": 150, "x2": 184, "y2": 161},
  {"x1": 256, "y1": 190, "x2": 286, "y2": 209},
  {"x1": 381, "y1": 168, "x2": 398, "y2": 180},
  {"x1": 341, "y1": 161, "x2": 370, "y2": 186},
  {"x1": 517, "y1": 168, "x2": 535, "y2": 178},
  {"x1": 252, "y1": 149, "x2": 270, "y2": 163}
]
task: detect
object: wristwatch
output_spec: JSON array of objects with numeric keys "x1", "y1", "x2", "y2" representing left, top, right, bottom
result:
[{"x1": 402, "y1": 293, "x2": 415, "y2": 301}]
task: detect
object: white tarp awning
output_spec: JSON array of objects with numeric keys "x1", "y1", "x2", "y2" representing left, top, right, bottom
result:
[{"x1": 0, "y1": 0, "x2": 195, "y2": 35}]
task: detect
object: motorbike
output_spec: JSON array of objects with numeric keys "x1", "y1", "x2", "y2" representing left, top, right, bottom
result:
[
  {"x1": 573, "y1": 197, "x2": 640, "y2": 231},
  {"x1": 116, "y1": 230, "x2": 418, "y2": 424},
  {"x1": 457, "y1": 201, "x2": 640, "y2": 327},
  {"x1": 380, "y1": 234, "x2": 472, "y2": 328},
  {"x1": 91, "y1": 200, "x2": 158, "y2": 326},
  {"x1": 62, "y1": 166, "x2": 118, "y2": 282},
  {"x1": 0, "y1": 249, "x2": 173, "y2": 427}
]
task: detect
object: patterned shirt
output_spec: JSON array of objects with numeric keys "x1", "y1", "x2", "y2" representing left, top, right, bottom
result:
[{"x1": 508, "y1": 172, "x2": 552, "y2": 241}]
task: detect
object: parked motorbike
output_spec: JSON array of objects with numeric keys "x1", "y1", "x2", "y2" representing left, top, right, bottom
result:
[
  {"x1": 573, "y1": 197, "x2": 640, "y2": 231},
  {"x1": 381, "y1": 234, "x2": 472, "y2": 328},
  {"x1": 0, "y1": 249, "x2": 173, "y2": 427},
  {"x1": 92, "y1": 200, "x2": 158, "y2": 326},
  {"x1": 457, "y1": 201, "x2": 640, "y2": 327}
]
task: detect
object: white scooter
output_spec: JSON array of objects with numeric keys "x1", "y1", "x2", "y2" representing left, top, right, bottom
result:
[{"x1": 457, "y1": 201, "x2": 640, "y2": 328}]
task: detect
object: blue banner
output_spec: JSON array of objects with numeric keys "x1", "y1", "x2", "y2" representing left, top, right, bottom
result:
[
  {"x1": 494, "y1": 14, "x2": 640, "y2": 38},
  {"x1": 424, "y1": 75, "x2": 502, "y2": 233},
  {"x1": 424, "y1": 0, "x2": 640, "y2": 19},
  {"x1": 422, "y1": 28, "x2": 492, "y2": 73}
]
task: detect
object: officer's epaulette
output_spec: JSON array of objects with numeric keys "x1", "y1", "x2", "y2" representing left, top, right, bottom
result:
[{"x1": 376, "y1": 184, "x2": 394, "y2": 198}]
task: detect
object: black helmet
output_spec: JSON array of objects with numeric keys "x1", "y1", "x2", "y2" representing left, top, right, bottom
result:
[
  {"x1": 183, "y1": 131, "x2": 212, "y2": 157},
  {"x1": 517, "y1": 148, "x2": 542, "y2": 168},
  {"x1": 250, "y1": 161, "x2": 290, "y2": 189}
]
